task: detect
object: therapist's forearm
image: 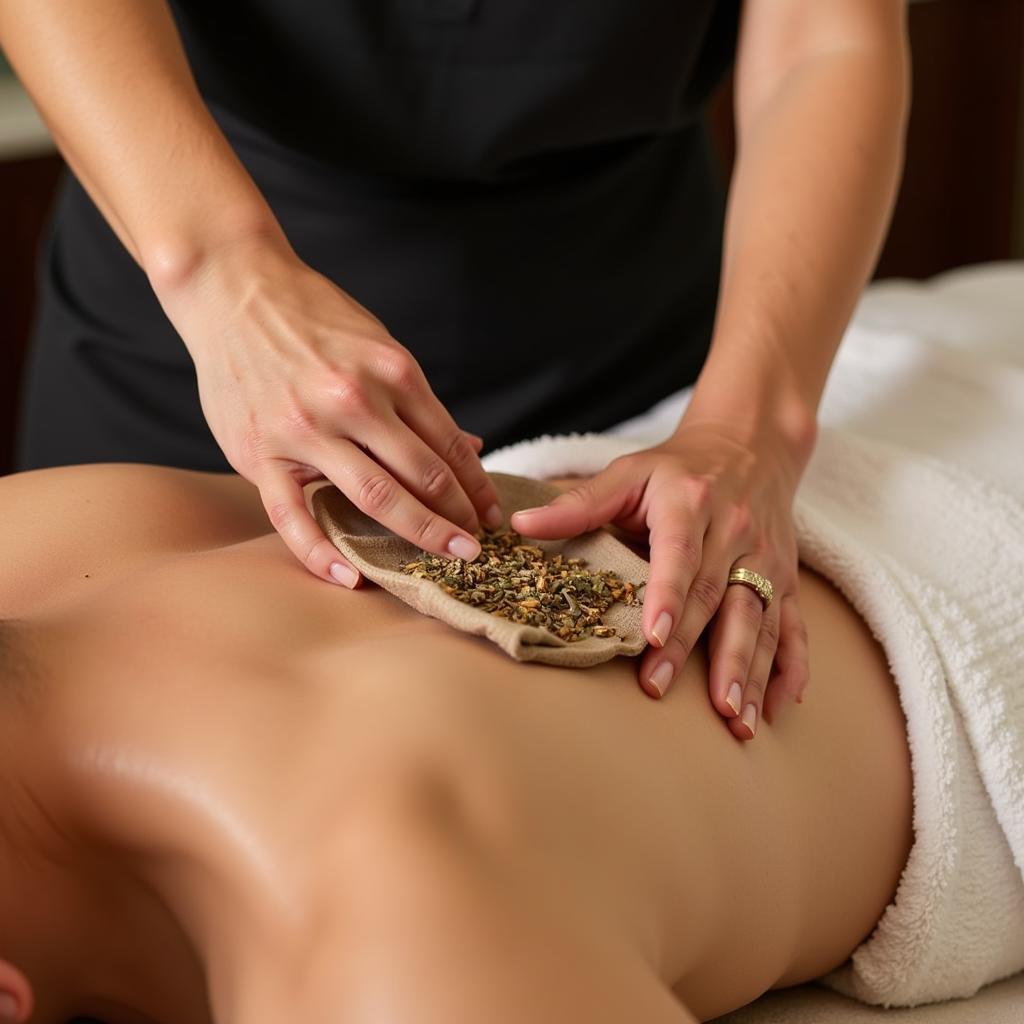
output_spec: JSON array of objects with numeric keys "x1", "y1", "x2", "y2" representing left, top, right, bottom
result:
[
  {"x1": 0, "y1": 0, "x2": 281, "y2": 289},
  {"x1": 684, "y1": 30, "x2": 910, "y2": 460}
]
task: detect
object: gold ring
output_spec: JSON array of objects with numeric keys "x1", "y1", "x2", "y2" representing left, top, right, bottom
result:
[{"x1": 727, "y1": 567, "x2": 774, "y2": 610}]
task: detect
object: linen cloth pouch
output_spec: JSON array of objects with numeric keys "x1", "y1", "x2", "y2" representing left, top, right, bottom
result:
[{"x1": 312, "y1": 471, "x2": 650, "y2": 667}]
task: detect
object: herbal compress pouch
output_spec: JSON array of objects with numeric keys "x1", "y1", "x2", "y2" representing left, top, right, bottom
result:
[{"x1": 312, "y1": 472, "x2": 650, "y2": 667}]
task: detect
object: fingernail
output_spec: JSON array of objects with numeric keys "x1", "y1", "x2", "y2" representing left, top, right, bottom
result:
[
  {"x1": 725, "y1": 681, "x2": 743, "y2": 715},
  {"x1": 0, "y1": 993, "x2": 18, "y2": 1022},
  {"x1": 484, "y1": 503, "x2": 503, "y2": 529},
  {"x1": 741, "y1": 703, "x2": 758, "y2": 737},
  {"x1": 513, "y1": 506, "x2": 543, "y2": 518},
  {"x1": 329, "y1": 562, "x2": 358, "y2": 588},
  {"x1": 448, "y1": 535, "x2": 481, "y2": 561},
  {"x1": 651, "y1": 611, "x2": 673, "y2": 647},
  {"x1": 648, "y1": 660, "x2": 674, "y2": 697}
]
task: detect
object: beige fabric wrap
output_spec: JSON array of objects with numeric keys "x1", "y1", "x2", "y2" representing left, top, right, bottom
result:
[{"x1": 312, "y1": 472, "x2": 650, "y2": 667}]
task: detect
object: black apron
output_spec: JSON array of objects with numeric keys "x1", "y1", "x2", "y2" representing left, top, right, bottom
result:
[{"x1": 17, "y1": 0, "x2": 739, "y2": 472}]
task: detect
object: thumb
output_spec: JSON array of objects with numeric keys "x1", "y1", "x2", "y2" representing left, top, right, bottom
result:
[{"x1": 509, "y1": 461, "x2": 636, "y2": 539}]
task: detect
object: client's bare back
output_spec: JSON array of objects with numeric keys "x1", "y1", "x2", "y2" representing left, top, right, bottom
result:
[{"x1": 0, "y1": 465, "x2": 913, "y2": 1023}]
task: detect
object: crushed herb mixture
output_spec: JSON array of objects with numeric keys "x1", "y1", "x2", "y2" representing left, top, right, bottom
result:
[{"x1": 399, "y1": 527, "x2": 642, "y2": 642}]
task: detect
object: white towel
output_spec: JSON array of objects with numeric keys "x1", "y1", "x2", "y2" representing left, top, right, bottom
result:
[{"x1": 482, "y1": 264, "x2": 1024, "y2": 1008}]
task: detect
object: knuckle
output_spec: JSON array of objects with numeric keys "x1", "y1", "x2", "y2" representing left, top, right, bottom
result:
[
  {"x1": 381, "y1": 350, "x2": 422, "y2": 394},
  {"x1": 660, "y1": 533, "x2": 702, "y2": 574},
  {"x1": 686, "y1": 574, "x2": 723, "y2": 616},
  {"x1": 444, "y1": 431, "x2": 475, "y2": 469},
  {"x1": 302, "y1": 536, "x2": 334, "y2": 570},
  {"x1": 725, "y1": 503, "x2": 754, "y2": 545},
  {"x1": 655, "y1": 576, "x2": 690, "y2": 608},
  {"x1": 744, "y1": 676, "x2": 767, "y2": 698},
  {"x1": 411, "y1": 511, "x2": 441, "y2": 547},
  {"x1": 326, "y1": 374, "x2": 372, "y2": 418},
  {"x1": 682, "y1": 476, "x2": 712, "y2": 514},
  {"x1": 358, "y1": 473, "x2": 399, "y2": 516},
  {"x1": 265, "y1": 501, "x2": 294, "y2": 533},
  {"x1": 420, "y1": 458, "x2": 456, "y2": 501},
  {"x1": 660, "y1": 633, "x2": 690, "y2": 662},
  {"x1": 466, "y1": 473, "x2": 496, "y2": 501},
  {"x1": 730, "y1": 587, "x2": 764, "y2": 629},
  {"x1": 562, "y1": 481, "x2": 595, "y2": 507},
  {"x1": 723, "y1": 649, "x2": 751, "y2": 677},
  {"x1": 751, "y1": 529, "x2": 770, "y2": 555},
  {"x1": 788, "y1": 615, "x2": 810, "y2": 647},
  {"x1": 280, "y1": 400, "x2": 319, "y2": 440},
  {"x1": 759, "y1": 615, "x2": 781, "y2": 648},
  {"x1": 241, "y1": 422, "x2": 272, "y2": 466}
]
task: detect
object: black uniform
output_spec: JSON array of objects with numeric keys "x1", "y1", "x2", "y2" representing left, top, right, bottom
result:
[{"x1": 17, "y1": 0, "x2": 739, "y2": 472}]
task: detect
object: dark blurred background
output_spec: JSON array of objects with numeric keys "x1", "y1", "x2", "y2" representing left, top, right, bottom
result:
[{"x1": 2, "y1": 0, "x2": 1022, "y2": 477}]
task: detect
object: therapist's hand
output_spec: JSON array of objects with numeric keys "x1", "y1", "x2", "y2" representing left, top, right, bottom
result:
[
  {"x1": 509, "y1": 420, "x2": 810, "y2": 740},
  {"x1": 156, "y1": 236, "x2": 503, "y2": 587}
]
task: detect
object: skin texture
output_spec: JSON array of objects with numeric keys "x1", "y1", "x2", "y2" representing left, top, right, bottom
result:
[
  {"x1": 0, "y1": 465, "x2": 914, "y2": 1023},
  {"x1": 0, "y1": 0, "x2": 909, "y2": 721}
]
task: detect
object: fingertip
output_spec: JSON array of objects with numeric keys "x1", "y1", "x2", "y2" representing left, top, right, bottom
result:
[
  {"x1": 645, "y1": 659, "x2": 674, "y2": 699},
  {"x1": 640, "y1": 677, "x2": 664, "y2": 700},
  {"x1": 734, "y1": 699, "x2": 758, "y2": 739},
  {"x1": 510, "y1": 506, "x2": 582, "y2": 540},
  {"x1": 447, "y1": 534, "x2": 482, "y2": 561},
  {"x1": 260, "y1": 474, "x2": 353, "y2": 586},
  {"x1": 329, "y1": 561, "x2": 360, "y2": 588},
  {"x1": 484, "y1": 502, "x2": 503, "y2": 529},
  {"x1": 649, "y1": 610, "x2": 673, "y2": 648},
  {"x1": 511, "y1": 506, "x2": 544, "y2": 522},
  {"x1": 722, "y1": 680, "x2": 743, "y2": 717},
  {"x1": 782, "y1": 669, "x2": 808, "y2": 706},
  {"x1": 726, "y1": 716, "x2": 754, "y2": 743},
  {"x1": 509, "y1": 509, "x2": 546, "y2": 535}
]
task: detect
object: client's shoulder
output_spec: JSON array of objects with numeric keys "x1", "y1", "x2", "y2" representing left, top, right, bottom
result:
[{"x1": 0, "y1": 463, "x2": 272, "y2": 616}]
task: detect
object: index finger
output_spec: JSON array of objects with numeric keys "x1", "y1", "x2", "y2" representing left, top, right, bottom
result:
[
  {"x1": 397, "y1": 390, "x2": 503, "y2": 530},
  {"x1": 319, "y1": 438, "x2": 484, "y2": 562},
  {"x1": 642, "y1": 484, "x2": 712, "y2": 651},
  {"x1": 259, "y1": 470, "x2": 364, "y2": 587}
]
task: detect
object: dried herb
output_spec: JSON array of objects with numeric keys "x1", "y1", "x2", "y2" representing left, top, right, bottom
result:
[{"x1": 399, "y1": 527, "x2": 642, "y2": 642}]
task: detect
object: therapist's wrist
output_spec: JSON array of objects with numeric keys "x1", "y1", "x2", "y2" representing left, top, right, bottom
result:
[
  {"x1": 681, "y1": 368, "x2": 819, "y2": 475},
  {"x1": 143, "y1": 202, "x2": 290, "y2": 301},
  {"x1": 144, "y1": 207, "x2": 310, "y2": 364}
]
